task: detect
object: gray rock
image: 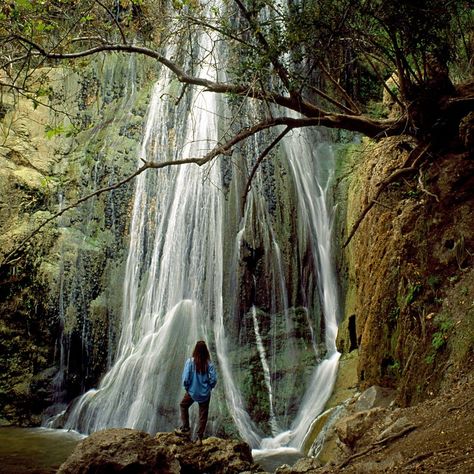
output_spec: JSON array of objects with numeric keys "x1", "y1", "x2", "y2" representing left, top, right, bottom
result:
[
  {"x1": 376, "y1": 416, "x2": 415, "y2": 442},
  {"x1": 354, "y1": 385, "x2": 396, "y2": 412},
  {"x1": 334, "y1": 408, "x2": 384, "y2": 449}
]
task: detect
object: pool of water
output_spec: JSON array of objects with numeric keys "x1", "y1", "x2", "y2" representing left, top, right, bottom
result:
[{"x1": 0, "y1": 427, "x2": 83, "y2": 473}]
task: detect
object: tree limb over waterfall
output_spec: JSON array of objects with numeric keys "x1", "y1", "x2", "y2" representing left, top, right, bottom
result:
[
  {"x1": 11, "y1": 35, "x2": 404, "y2": 139},
  {"x1": 0, "y1": 0, "x2": 472, "y2": 261},
  {"x1": 0, "y1": 115, "x2": 312, "y2": 266},
  {"x1": 2, "y1": 1, "x2": 472, "y2": 142}
]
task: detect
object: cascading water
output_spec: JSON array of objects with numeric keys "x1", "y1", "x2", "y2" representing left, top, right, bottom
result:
[
  {"x1": 64, "y1": 36, "x2": 224, "y2": 433},
  {"x1": 62, "y1": 3, "x2": 341, "y2": 456},
  {"x1": 284, "y1": 130, "x2": 341, "y2": 449},
  {"x1": 46, "y1": 55, "x2": 140, "y2": 418}
]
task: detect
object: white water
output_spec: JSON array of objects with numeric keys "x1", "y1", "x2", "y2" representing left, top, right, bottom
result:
[
  {"x1": 63, "y1": 6, "x2": 341, "y2": 455},
  {"x1": 251, "y1": 305, "x2": 279, "y2": 435},
  {"x1": 65, "y1": 38, "x2": 224, "y2": 433},
  {"x1": 284, "y1": 130, "x2": 341, "y2": 449}
]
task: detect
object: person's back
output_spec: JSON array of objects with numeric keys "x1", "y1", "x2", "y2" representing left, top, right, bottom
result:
[
  {"x1": 182, "y1": 357, "x2": 217, "y2": 403},
  {"x1": 177, "y1": 341, "x2": 217, "y2": 443}
]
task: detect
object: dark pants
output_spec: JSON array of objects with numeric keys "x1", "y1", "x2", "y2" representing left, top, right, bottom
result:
[{"x1": 179, "y1": 392, "x2": 210, "y2": 439}]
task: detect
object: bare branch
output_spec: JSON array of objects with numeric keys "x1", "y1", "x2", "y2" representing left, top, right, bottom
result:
[
  {"x1": 318, "y1": 61, "x2": 362, "y2": 114},
  {"x1": 0, "y1": 115, "x2": 323, "y2": 266},
  {"x1": 70, "y1": 36, "x2": 110, "y2": 44},
  {"x1": 0, "y1": 52, "x2": 31, "y2": 70},
  {"x1": 305, "y1": 82, "x2": 360, "y2": 115},
  {"x1": 11, "y1": 36, "x2": 403, "y2": 137},
  {"x1": 94, "y1": 0, "x2": 127, "y2": 44},
  {"x1": 180, "y1": 14, "x2": 253, "y2": 48},
  {"x1": 362, "y1": 51, "x2": 405, "y2": 112},
  {"x1": 0, "y1": 81, "x2": 78, "y2": 121},
  {"x1": 1, "y1": 162, "x2": 151, "y2": 266},
  {"x1": 233, "y1": 0, "x2": 293, "y2": 93},
  {"x1": 241, "y1": 126, "x2": 292, "y2": 214}
]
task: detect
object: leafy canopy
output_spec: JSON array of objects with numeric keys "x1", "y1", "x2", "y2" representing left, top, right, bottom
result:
[{"x1": 0, "y1": 0, "x2": 473, "y2": 142}]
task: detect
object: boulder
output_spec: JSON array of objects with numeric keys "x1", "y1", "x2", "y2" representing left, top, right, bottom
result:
[
  {"x1": 334, "y1": 408, "x2": 384, "y2": 449},
  {"x1": 58, "y1": 428, "x2": 260, "y2": 474},
  {"x1": 375, "y1": 416, "x2": 415, "y2": 443},
  {"x1": 354, "y1": 385, "x2": 396, "y2": 412}
]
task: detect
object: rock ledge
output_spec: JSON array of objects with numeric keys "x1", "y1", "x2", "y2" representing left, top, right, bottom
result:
[{"x1": 58, "y1": 428, "x2": 260, "y2": 474}]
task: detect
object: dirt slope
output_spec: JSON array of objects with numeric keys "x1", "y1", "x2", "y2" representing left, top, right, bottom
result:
[{"x1": 312, "y1": 368, "x2": 474, "y2": 473}]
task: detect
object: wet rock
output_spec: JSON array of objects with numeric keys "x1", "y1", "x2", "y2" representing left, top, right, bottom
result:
[{"x1": 58, "y1": 428, "x2": 260, "y2": 474}]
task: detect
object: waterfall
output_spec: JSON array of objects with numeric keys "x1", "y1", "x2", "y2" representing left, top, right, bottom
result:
[
  {"x1": 284, "y1": 130, "x2": 341, "y2": 449},
  {"x1": 65, "y1": 36, "x2": 224, "y2": 433},
  {"x1": 251, "y1": 305, "x2": 279, "y2": 436},
  {"x1": 62, "y1": 5, "x2": 341, "y2": 455}
]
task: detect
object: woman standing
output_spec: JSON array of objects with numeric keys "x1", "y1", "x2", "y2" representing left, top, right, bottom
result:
[{"x1": 177, "y1": 341, "x2": 217, "y2": 443}]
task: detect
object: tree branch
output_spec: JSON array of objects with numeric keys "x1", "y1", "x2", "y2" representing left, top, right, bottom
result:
[
  {"x1": 10, "y1": 32, "x2": 410, "y2": 140},
  {"x1": 0, "y1": 115, "x2": 323, "y2": 266},
  {"x1": 362, "y1": 50, "x2": 406, "y2": 112},
  {"x1": 343, "y1": 143, "x2": 430, "y2": 248},
  {"x1": 241, "y1": 126, "x2": 292, "y2": 214},
  {"x1": 11, "y1": 35, "x2": 402, "y2": 137},
  {"x1": 233, "y1": 0, "x2": 293, "y2": 93},
  {"x1": 180, "y1": 14, "x2": 252, "y2": 48},
  {"x1": 337, "y1": 424, "x2": 417, "y2": 469},
  {"x1": 318, "y1": 61, "x2": 362, "y2": 114},
  {"x1": 305, "y1": 81, "x2": 360, "y2": 115},
  {"x1": 1, "y1": 162, "x2": 151, "y2": 266},
  {"x1": 0, "y1": 81, "x2": 78, "y2": 121},
  {"x1": 94, "y1": 0, "x2": 127, "y2": 44}
]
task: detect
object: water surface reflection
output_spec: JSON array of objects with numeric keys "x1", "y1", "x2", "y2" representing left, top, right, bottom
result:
[{"x1": 0, "y1": 427, "x2": 82, "y2": 473}]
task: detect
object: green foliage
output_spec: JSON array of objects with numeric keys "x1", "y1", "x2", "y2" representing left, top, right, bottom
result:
[
  {"x1": 0, "y1": 0, "x2": 472, "y2": 141},
  {"x1": 427, "y1": 274, "x2": 441, "y2": 291},
  {"x1": 425, "y1": 313, "x2": 454, "y2": 364},
  {"x1": 404, "y1": 283, "x2": 422, "y2": 306},
  {"x1": 366, "y1": 100, "x2": 388, "y2": 119},
  {"x1": 388, "y1": 306, "x2": 399, "y2": 324},
  {"x1": 172, "y1": 0, "x2": 200, "y2": 11},
  {"x1": 386, "y1": 359, "x2": 401, "y2": 378},
  {"x1": 405, "y1": 188, "x2": 421, "y2": 199},
  {"x1": 45, "y1": 123, "x2": 78, "y2": 139},
  {"x1": 425, "y1": 353, "x2": 435, "y2": 364}
]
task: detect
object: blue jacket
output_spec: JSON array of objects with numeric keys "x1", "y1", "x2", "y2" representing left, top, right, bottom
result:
[{"x1": 182, "y1": 358, "x2": 217, "y2": 403}]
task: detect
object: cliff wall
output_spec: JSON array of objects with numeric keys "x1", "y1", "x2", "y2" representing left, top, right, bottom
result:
[
  {"x1": 336, "y1": 135, "x2": 473, "y2": 406},
  {"x1": 0, "y1": 55, "x2": 157, "y2": 424}
]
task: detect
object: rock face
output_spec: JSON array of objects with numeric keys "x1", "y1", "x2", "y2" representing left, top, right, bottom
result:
[
  {"x1": 58, "y1": 429, "x2": 259, "y2": 474},
  {"x1": 336, "y1": 135, "x2": 474, "y2": 405},
  {"x1": 0, "y1": 56, "x2": 157, "y2": 424}
]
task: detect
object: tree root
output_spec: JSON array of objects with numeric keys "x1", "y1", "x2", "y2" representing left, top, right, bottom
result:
[
  {"x1": 447, "y1": 395, "x2": 474, "y2": 412},
  {"x1": 337, "y1": 424, "x2": 417, "y2": 469},
  {"x1": 418, "y1": 165, "x2": 439, "y2": 202},
  {"x1": 405, "y1": 446, "x2": 453, "y2": 466}
]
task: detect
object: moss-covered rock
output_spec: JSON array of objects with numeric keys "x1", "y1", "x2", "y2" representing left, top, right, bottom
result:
[
  {"x1": 337, "y1": 136, "x2": 474, "y2": 405},
  {"x1": 0, "y1": 53, "x2": 158, "y2": 423}
]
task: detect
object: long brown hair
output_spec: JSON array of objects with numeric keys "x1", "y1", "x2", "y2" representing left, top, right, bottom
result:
[{"x1": 192, "y1": 340, "x2": 210, "y2": 374}]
